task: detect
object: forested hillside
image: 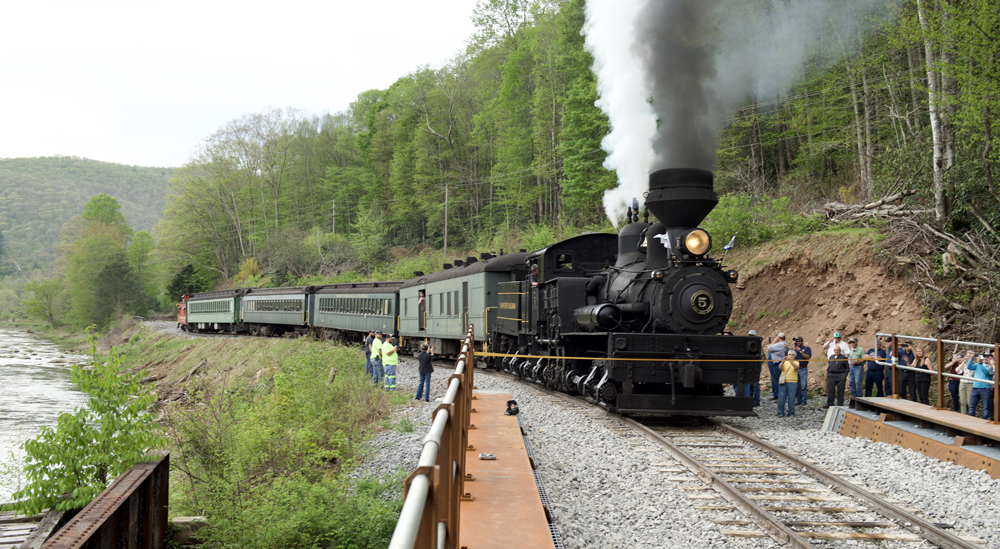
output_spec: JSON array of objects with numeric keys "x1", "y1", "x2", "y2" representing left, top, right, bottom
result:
[
  {"x1": 156, "y1": 1, "x2": 999, "y2": 295},
  {"x1": 0, "y1": 157, "x2": 172, "y2": 268}
]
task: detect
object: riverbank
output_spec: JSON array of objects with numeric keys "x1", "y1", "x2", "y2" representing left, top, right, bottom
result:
[{"x1": 0, "y1": 319, "x2": 93, "y2": 354}]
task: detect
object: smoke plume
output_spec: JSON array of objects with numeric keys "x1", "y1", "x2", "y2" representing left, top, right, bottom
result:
[{"x1": 584, "y1": 0, "x2": 888, "y2": 226}]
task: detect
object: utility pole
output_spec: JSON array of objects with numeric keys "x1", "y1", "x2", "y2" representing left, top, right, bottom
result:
[
  {"x1": 444, "y1": 183, "x2": 449, "y2": 255},
  {"x1": 332, "y1": 199, "x2": 336, "y2": 234}
]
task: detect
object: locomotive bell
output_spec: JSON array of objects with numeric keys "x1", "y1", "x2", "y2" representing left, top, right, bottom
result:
[{"x1": 644, "y1": 168, "x2": 717, "y2": 228}]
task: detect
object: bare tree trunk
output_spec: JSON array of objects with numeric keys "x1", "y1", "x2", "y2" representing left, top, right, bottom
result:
[
  {"x1": 749, "y1": 101, "x2": 761, "y2": 185},
  {"x1": 834, "y1": 23, "x2": 866, "y2": 198},
  {"x1": 916, "y1": 0, "x2": 948, "y2": 222},
  {"x1": 884, "y1": 64, "x2": 910, "y2": 146},
  {"x1": 939, "y1": 0, "x2": 956, "y2": 173},
  {"x1": 907, "y1": 44, "x2": 923, "y2": 134},
  {"x1": 983, "y1": 111, "x2": 1000, "y2": 205},
  {"x1": 858, "y1": 21, "x2": 874, "y2": 199},
  {"x1": 444, "y1": 183, "x2": 449, "y2": 256},
  {"x1": 778, "y1": 121, "x2": 786, "y2": 182}
]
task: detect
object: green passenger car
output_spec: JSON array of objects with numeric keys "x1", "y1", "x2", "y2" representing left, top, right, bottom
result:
[
  {"x1": 398, "y1": 252, "x2": 528, "y2": 356},
  {"x1": 311, "y1": 281, "x2": 403, "y2": 341},
  {"x1": 241, "y1": 286, "x2": 312, "y2": 337},
  {"x1": 185, "y1": 289, "x2": 245, "y2": 333}
]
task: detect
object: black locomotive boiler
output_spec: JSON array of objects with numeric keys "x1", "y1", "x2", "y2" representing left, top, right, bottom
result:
[{"x1": 489, "y1": 168, "x2": 763, "y2": 416}]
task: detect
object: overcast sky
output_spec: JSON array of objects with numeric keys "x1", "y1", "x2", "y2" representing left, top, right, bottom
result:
[{"x1": 0, "y1": 0, "x2": 477, "y2": 168}]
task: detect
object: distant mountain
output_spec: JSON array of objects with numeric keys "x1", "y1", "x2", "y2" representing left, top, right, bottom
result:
[{"x1": 0, "y1": 157, "x2": 174, "y2": 268}]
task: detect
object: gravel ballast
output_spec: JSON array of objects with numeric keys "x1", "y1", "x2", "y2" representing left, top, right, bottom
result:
[{"x1": 356, "y1": 359, "x2": 1000, "y2": 549}]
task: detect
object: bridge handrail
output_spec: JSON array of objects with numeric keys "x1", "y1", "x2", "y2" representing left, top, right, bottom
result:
[
  {"x1": 389, "y1": 326, "x2": 476, "y2": 549},
  {"x1": 874, "y1": 333, "x2": 998, "y2": 424},
  {"x1": 40, "y1": 453, "x2": 169, "y2": 548}
]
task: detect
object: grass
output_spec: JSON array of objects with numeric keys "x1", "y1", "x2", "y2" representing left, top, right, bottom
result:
[
  {"x1": 101, "y1": 324, "x2": 404, "y2": 549},
  {"x1": 395, "y1": 417, "x2": 416, "y2": 433},
  {"x1": 725, "y1": 227, "x2": 881, "y2": 280}
]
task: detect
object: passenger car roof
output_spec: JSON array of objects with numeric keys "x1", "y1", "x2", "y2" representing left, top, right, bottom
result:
[{"x1": 400, "y1": 252, "x2": 530, "y2": 289}]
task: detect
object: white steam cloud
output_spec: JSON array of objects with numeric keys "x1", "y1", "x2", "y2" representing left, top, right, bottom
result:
[
  {"x1": 584, "y1": 0, "x2": 889, "y2": 227},
  {"x1": 584, "y1": 0, "x2": 657, "y2": 227}
]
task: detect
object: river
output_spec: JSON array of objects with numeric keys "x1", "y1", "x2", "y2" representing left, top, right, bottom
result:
[{"x1": 0, "y1": 328, "x2": 88, "y2": 502}]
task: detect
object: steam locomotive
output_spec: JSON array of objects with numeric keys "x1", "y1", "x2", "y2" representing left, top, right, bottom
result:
[
  {"x1": 489, "y1": 169, "x2": 763, "y2": 416},
  {"x1": 178, "y1": 168, "x2": 762, "y2": 416}
]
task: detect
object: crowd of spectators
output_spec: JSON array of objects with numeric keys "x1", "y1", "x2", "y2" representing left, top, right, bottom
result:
[{"x1": 748, "y1": 330, "x2": 997, "y2": 421}]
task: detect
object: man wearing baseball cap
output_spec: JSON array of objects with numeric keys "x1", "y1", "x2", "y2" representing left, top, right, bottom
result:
[
  {"x1": 382, "y1": 335, "x2": 399, "y2": 391},
  {"x1": 847, "y1": 337, "x2": 866, "y2": 400},
  {"x1": 823, "y1": 331, "x2": 850, "y2": 359},
  {"x1": 371, "y1": 331, "x2": 384, "y2": 387},
  {"x1": 364, "y1": 330, "x2": 375, "y2": 379},
  {"x1": 766, "y1": 333, "x2": 790, "y2": 401},
  {"x1": 791, "y1": 336, "x2": 812, "y2": 405}
]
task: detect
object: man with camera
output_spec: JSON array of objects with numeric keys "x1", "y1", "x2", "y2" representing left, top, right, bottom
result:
[
  {"x1": 896, "y1": 341, "x2": 916, "y2": 400},
  {"x1": 967, "y1": 353, "x2": 996, "y2": 420},
  {"x1": 791, "y1": 336, "x2": 811, "y2": 405}
]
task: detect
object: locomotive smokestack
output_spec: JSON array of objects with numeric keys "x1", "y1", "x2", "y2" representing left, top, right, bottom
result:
[{"x1": 644, "y1": 168, "x2": 717, "y2": 229}]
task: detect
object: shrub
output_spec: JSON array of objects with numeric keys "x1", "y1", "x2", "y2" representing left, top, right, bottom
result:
[
  {"x1": 702, "y1": 194, "x2": 823, "y2": 252},
  {"x1": 168, "y1": 342, "x2": 399, "y2": 548}
]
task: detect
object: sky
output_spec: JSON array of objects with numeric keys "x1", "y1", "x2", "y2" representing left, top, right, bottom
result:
[{"x1": 0, "y1": 0, "x2": 478, "y2": 168}]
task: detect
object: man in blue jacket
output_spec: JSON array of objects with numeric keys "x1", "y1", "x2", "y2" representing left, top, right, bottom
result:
[
  {"x1": 967, "y1": 354, "x2": 996, "y2": 420},
  {"x1": 863, "y1": 338, "x2": 890, "y2": 398}
]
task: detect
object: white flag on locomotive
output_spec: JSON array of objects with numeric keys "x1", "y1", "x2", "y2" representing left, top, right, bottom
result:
[
  {"x1": 723, "y1": 232, "x2": 737, "y2": 251},
  {"x1": 653, "y1": 233, "x2": 672, "y2": 251}
]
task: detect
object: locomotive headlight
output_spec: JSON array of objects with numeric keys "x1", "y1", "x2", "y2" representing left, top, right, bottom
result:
[{"x1": 684, "y1": 229, "x2": 711, "y2": 256}]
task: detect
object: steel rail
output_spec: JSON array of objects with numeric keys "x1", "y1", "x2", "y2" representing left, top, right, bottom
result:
[
  {"x1": 714, "y1": 421, "x2": 981, "y2": 549},
  {"x1": 617, "y1": 416, "x2": 816, "y2": 549},
  {"x1": 482, "y1": 368, "x2": 986, "y2": 548},
  {"x1": 496, "y1": 379, "x2": 814, "y2": 548}
]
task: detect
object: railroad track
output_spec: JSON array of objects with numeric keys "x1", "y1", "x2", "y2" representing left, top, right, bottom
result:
[{"x1": 483, "y1": 370, "x2": 985, "y2": 548}]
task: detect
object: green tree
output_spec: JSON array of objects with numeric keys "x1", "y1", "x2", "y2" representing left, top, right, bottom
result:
[
  {"x1": 63, "y1": 222, "x2": 133, "y2": 327},
  {"x1": 10, "y1": 334, "x2": 164, "y2": 515},
  {"x1": 349, "y1": 204, "x2": 390, "y2": 274},
  {"x1": 23, "y1": 279, "x2": 62, "y2": 328},
  {"x1": 82, "y1": 193, "x2": 133, "y2": 241},
  {"x1": 163, "y1": 264, "x2": 211, "y2": 307},
  {"x1": 128, "y1": 231, "x2": 156, "y2": 312}
]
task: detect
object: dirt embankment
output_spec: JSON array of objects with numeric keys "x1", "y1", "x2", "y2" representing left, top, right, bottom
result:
[{"x1": 725, "y1": 229, "x2": 927, "y2": 350}]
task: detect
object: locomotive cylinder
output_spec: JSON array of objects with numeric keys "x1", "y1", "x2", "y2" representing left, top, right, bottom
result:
[{"x1": 573, "y1": 304, "x2": 622, "y2": 332}]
